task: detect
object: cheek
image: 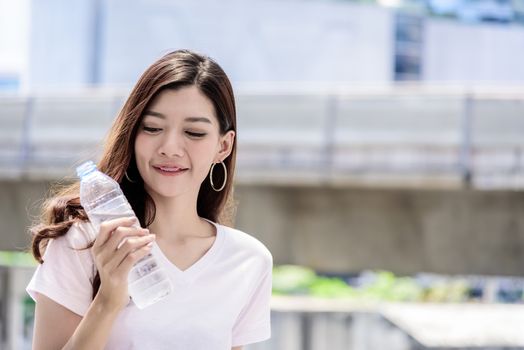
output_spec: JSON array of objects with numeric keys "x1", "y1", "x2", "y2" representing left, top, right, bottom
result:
[
  {"x1": 134, "y1": 133, "x2": 152, "y2": 153},
  {"x1": 195, "y1": 140, "x2": 219, "y2": 164},
  {"x1": 134, "y1": 135, "x2": 151, "y2": 167}
]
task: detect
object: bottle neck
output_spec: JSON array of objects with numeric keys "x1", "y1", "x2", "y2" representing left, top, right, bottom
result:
[{"x1": 81, "y1": 169, "x2": 98, "y2": 180}]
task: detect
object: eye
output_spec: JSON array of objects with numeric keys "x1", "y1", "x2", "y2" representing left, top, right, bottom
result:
[
  {"x1": 142, "y1": 126, "x2": 162, "y2": 133},
  {"x1": 186, "y1": 131, "x2": 206, "y2": 138}
]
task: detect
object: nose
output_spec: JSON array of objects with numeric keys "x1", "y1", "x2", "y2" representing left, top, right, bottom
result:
[{"x1": 157, "y1": 131, "x2": 185, "y2": 158}]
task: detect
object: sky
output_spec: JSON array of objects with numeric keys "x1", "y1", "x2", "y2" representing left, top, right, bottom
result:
[{"x1": 0, "y1": 0, "x2": 30, "y2": 87}]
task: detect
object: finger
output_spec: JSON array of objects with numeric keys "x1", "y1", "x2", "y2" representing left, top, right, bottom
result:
[
  {"x1": 92, "y1": 217, "x2": 138, "y2": 252},
  {"x1": 107, "y1": 226, "x2": 149, "y2": 252},
  {"x1": 106, "y1": 234, "x2": 156, "y2": 271},
  {"x1": 115, "y1": 240, "x2": 155, "y2": 274},
  {"x1": 98, "y1": 227, "x2": 150, "y2": 266}
]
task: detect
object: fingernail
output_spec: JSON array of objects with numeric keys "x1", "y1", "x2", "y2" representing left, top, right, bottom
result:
[{"x1": 146, "y1": 242, "x2": 154, "y2": 247}]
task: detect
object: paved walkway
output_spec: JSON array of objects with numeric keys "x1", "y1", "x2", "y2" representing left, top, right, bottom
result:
[
  {"x1": 383, "y1": 303, "x2": 524, "y2": 347},
  {"x1": 271, "y1": 296, "x2": 524, "y2": 348}
]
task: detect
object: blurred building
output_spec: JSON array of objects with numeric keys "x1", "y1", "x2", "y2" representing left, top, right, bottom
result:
[
  {"x1": 0, "y1": 0, "x2": 522, "y2": 90},
  {"x1": 0, "y1": 0, "x2": 30, "y2": 91}
]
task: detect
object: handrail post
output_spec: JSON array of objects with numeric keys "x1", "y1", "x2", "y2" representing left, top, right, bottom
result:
[
  {"x1": 460, "y1": 92, "x2": 473, "y2": 188},
  {"x1": 19, "y1": 95, "x2": 34, "y2": 174},
  {"x1": 323, "y1": 93, "x2": 338, "y2": 184}
]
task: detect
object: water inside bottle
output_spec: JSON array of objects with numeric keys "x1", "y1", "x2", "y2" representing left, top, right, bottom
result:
[{"x1": 88, "y1": 211, "x2": 139, "y2": 231}]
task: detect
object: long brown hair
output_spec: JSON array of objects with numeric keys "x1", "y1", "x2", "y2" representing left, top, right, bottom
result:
[{"x1": 31, "y1": 49, "x2": 238, "y2": 299}]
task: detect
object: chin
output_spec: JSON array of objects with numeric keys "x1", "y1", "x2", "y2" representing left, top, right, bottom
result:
[
  {"x1": 149, "y1": 184, "x2": 193, "y2": 200},
  {"x1": 154, "y1": 188, "x2": 184, "y2": 198}
]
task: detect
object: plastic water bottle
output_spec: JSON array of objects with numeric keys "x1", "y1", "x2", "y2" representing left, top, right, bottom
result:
[{"x1": 76, "y1": 160, "x2": 173, "y2": 309}]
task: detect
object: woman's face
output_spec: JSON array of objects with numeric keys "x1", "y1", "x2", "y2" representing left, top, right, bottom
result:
[{"x1": 134, "y1": 85, "x2": 235, "y2": 200}]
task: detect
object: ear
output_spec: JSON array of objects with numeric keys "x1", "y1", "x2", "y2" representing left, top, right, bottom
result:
[{"x1": 215, "y1": 130, "x2": 236, "y2": 162}]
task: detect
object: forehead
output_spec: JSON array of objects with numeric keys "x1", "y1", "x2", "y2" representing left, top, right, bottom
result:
[{"x1": 144, "y1": 86, "x2": 218, "y2": 125}]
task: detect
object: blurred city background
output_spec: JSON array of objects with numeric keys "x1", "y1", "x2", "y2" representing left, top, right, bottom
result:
[{"x1": 1, "y1": 0, "x2": 524, "y2": 349}]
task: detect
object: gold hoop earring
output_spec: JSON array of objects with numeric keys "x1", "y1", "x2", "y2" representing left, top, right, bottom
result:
[
  {"x1": 210, "y1": 161, "x2": 227, "y2": 192},
  {"x1": 124, "y1": 171, "x2": 136, "y2": 183}
]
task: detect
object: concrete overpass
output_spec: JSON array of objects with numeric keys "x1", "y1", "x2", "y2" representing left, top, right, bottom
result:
[{"x1": 1, "y1": 85, "x2": 524, "y2": 275}]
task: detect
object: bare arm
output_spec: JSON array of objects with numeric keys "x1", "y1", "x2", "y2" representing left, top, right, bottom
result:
[
  {"x1": 33, "y1": 293, "x2": 121, "y2": 350},
  {"x1": 32, "y1": 293, "x2": 81, "y2": 349}
]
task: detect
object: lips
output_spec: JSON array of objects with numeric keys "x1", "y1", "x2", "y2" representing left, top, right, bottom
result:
[
  {"x1": 152, "y1": 164, "x2": 188, "y2": 175},
  {"x1": 156, "y1": 166, "x2": 185, "y2": 172}
]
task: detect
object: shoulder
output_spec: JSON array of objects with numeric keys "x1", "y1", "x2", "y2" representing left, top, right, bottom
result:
[
  {"x1": 58, "y1": 220, "x2": 96, "y2": 249},
  {"x1": 217, "y1": 224, "x2": 273, "y2": 268},
  {"x1": 42, "y1": 220, "x2": 95, "y2": 262}
]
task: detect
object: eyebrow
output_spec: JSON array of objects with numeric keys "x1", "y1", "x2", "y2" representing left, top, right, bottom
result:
[{"x1": 143, "y1": 110, "x2": 212, "y2": 124}]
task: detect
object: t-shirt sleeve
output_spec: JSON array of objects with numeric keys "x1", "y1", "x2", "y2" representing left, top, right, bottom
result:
[
  {"x1": 26, "y1": 222, "x2": 96, "y2": 317},
  {"x1": 231, "y1": 251, "x2": 273, "y2": 346}
]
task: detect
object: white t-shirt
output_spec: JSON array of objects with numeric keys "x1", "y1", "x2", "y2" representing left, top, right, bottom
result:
[{"x1": 26, "y1": 219, "x2": 273, "y2": 349}]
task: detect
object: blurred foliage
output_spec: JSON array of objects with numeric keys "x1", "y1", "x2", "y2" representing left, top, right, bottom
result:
[
  {"x1": 272, "y1": 265, "x2": 475, "y2": 302},
  {"x1": 359, "y1": 271, "x2": 424, "y2": 302},
  {"x1": 424, "y1": 279, "x2": 469, "y2": 302},
  {"x1": 0, "y1": 251, "x2": 36, "y2": 267},
  {"x1": 309, "y1": 276, "x2": 357, "y2": 298},
  {"x1": 272, "y1": 265, "x2": 318, "y2": 295}
]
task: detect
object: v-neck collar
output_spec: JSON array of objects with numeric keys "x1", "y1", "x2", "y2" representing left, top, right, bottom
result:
[{"x1": 151, "y1": 218, "x2": 225, "y2": 284}]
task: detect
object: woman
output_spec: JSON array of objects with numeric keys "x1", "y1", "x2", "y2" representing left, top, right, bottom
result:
[{"x1": 27, "y1": 49, "x2": 273, "y2": 350}]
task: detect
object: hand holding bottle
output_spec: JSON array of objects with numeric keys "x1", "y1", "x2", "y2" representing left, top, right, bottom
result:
[
  {"x1": 91, "y1": 217, "x2": 156, "y2": 311},
  {"x1": 77, "y1": 160, "x2": 173, "y2": 308}
]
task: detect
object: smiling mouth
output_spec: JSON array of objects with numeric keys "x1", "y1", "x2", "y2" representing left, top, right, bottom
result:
[{"x1": 153, "y1": 166, "x2": 188, "y2": 175}]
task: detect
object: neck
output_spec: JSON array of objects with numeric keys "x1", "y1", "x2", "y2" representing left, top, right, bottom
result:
[{"x1": 145, "y1": 191, "x2": 211, "y2": 243}]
